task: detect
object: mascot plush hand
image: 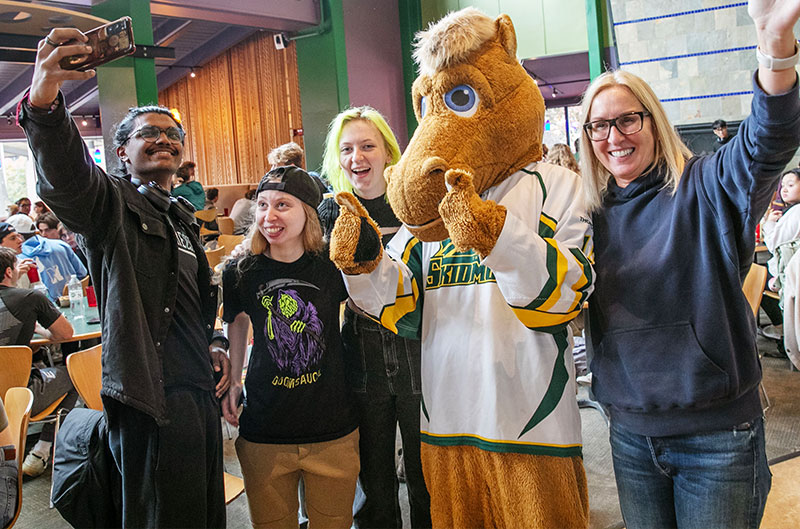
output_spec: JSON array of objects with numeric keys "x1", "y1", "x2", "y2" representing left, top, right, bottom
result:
[
  {"x1": 331, "y1": 7, "x2": 592, "y2": 529},
  {"x1": 329, "y1": 192, "x2": 383, "y2": 274}
]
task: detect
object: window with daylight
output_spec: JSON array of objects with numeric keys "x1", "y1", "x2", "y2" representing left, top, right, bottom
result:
[
  {"x1": 0, "y1": 138, "x2": 105, "y2": 215},
  {"x1": 542, "y1": 106, "x2": 582, "y2": 152}
]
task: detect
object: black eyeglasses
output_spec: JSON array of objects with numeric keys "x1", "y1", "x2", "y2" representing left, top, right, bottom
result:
[
  {"x1": 583, "y1": 111, "x2": 651, "y2": 141},
  {"x1": 124, "y1": 125, "x2": 185, "y2": 144}
]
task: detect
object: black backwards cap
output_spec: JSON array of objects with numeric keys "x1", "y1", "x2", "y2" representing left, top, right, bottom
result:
[
  {"x1": 256, "y1": 166, "x2": 323, "y2": 209},
  {"x1": 0, "y1": 222, "x2": 15, "y2": 242}
]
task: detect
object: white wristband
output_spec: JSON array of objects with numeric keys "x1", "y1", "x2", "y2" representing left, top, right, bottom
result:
[{"x1": 756, "y1": 44, "x2": 800, "y2": 71}]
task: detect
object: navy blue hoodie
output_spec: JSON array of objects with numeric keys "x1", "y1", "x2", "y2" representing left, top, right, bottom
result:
[{"x1": 589, "y1": 74, "x2": 800, "y2": 437}]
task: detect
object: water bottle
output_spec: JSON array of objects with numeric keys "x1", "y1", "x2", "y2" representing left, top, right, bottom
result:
[{"x1": 67, "y1": 274, "x2": 85, "y2": 319}]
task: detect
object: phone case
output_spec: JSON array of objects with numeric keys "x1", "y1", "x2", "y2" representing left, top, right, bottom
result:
[{"x1": 59, "y1": 16, "x2": 136, "y2": 71}]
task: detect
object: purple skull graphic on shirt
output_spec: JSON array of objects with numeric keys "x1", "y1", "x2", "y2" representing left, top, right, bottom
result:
[{"x1": 262, "y1": 288, "x2": 324, "y2": 376}]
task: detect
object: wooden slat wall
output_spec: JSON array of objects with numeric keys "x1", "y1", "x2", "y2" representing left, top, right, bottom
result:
[{"x1": 159, "y1": 33, "x2": 303, "y2": 186}]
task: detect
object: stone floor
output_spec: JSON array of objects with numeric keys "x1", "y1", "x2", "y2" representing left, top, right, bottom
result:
[{"x1": 13, "y1": 335, "x2": 800, "y2": 529}]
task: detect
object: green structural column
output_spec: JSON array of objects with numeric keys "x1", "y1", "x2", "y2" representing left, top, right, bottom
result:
[
  {"x1": 296, "y1": 0, "x2": 349, "y2": 172},
  {"x1": 586, "y1": 0, "x2": 609, "y2": 80},
  {"x1": 398, "y1": 0, "x2": 422, "y2": 141},
  {"x1": 91, "y1": 0, "x2": 158, "y2": 161}
]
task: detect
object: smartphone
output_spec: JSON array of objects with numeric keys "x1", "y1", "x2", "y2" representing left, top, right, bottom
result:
[{"x1": 59, "y1": 16, "x2": 135, "y2": 71}]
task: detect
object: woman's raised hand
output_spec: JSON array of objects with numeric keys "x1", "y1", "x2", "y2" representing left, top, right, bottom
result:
[
  {"x1": 749, "y1": 0, "x2": 800, "y2": 95},
  {"x1": 29, "y1": 29, "x2": 96, "y2": 109},
  {"x1": 749, "y1": 0, "x2": 800, "y2": 41}
]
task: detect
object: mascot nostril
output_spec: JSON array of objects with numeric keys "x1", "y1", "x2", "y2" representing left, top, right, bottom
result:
[{"x1": 329, "y1": 7, "x2": 593, "y2": 528}]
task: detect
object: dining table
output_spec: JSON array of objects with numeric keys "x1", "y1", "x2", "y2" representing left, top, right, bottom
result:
[{"x1": 31, "y1": 302, "x2": 102, "y2": 347}]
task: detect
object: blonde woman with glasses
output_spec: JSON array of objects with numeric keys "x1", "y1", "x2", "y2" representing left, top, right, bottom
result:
[{"x1": 579, "y1": 2, "x2": 800, "y2": 528}]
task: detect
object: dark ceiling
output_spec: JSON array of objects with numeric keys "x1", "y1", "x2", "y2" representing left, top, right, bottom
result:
[
  {"x1": 1, "y1": 1, "x2": 608, "y2": 135},
  {"x1": 523, "y1": 48, "x2": 618, "y2": 109},
  {"x1": 0, "y1": 0, "x2": 319, "y2": 131}
]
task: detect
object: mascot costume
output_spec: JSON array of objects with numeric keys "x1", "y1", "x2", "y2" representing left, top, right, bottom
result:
[{"x1": 330, "y1": 7, "x2": 593, "y2": 528}]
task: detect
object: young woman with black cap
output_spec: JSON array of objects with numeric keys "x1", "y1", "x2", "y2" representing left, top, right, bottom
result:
[{"x1": 221, "y1": 166, "x2": 359, "y2": 529}]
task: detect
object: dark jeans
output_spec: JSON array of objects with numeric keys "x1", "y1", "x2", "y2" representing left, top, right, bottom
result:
[
  {"x1": 342, "y1": 308, "x2": 431, "y2": 529},
  {"x1": 0, "y1": 453, "x2": 16, "y2": 528},
  {"x1": 105, "y1": 388, "x2": 226, "y2": 528},
  {"x1": 610, "y1": 416, "x2": 771, "y2": 529}
]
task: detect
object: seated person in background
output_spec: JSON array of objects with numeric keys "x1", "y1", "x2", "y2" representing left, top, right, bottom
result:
[
  {"x1": 171, "y1": 161, "x2": 205, "y2": 211},
  {"x1": 5, "y1": 213, "x2": 36, "y2": 241},
  {"x1": 1, "y1": 399, "x2": 18, "y2": 528},
  {"x1": 0, "y1": 247, "x2": 77, "y2": 478},
  {"x1": 201, "y1": 188, "x2": 221, "y2": 238},
  {"x1": 546, "y1": 143, "x2": 580, "y2": 174},
  {"x1": 4, "y1": 204, "x2": 19, "y2": 220},
  {"x1": 229, "y1": 188, "x2": 256, "y2": 235},
  {"x1": 0, "y1": 222, "x2": 35, "y2": 289},
  {"x1": 33, "y1": 201, "x2": 50, "y2": 217},
  {"x1": 759, "y1": 169, "x2": 800, "y2": 340},
  {"x1": 21, "y1": 229, "x2": 87, "y2": 301},
  {"x1": 36, "y1": 212, "x2": 60, "y2": 240},
  {"x1": 170, "y1": 173, "x2": 184, "y2": 191},
  {"x1": 712, "y1": 118, "x2": 734, "y2": 151},
  {"x1": 58, "y1": 223, "x2": 88, "y2": 269},
  {"x1": 764, "y1": 168, "x2": 800, "y2": 275},
  {"x1": 204, "y1": 187, "x2": 219, "y2": 210},
  {"x1": 14, "y1": 198, "x2": 32, "y2": 219},
  {"x1": 268, "y1": 141, "x2": 304, "y2": 168},
  {"x1": 268, "y1": 141, "x2": 330, "y2": 195}
]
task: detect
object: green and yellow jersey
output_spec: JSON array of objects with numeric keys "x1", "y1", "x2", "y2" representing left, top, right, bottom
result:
[{"x1": 344, "y1": 162, "x2": 593, "y2": 456}]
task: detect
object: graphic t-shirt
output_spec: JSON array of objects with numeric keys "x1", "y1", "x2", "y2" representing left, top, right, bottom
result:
[
  {"x1": 0, "y1": 286, "x2": 61, "y2": 346},
  {"x1": 222, "y1": 251, "x2": 357, "y2": 444},
  {"x1": 161, "y1": 220, "x2": 215, "y2": 390}
]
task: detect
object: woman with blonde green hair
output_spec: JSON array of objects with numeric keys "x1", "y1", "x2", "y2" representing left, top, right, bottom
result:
[{"x1": 318, "y1": 106, "x2": 431, "y2": 529}]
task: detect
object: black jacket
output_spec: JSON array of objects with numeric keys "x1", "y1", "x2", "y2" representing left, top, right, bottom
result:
[{"x1": 19, "y1": 94, "x2": 219, "y2": 424}]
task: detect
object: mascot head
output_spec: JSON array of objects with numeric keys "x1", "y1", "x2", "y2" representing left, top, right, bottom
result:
[{"x1": 385, "y1": 8, "x2": 545, "y2": 242}]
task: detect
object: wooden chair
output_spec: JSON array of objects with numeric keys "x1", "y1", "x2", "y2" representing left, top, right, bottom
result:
[
  {"x1": 194, "y1": 207, "x2": 217, "y2": 224},
  {"x1": 218, "y1": 234, "x2": 245, "y2": 256},
  {"x1": 217, "y1": 216, "x2": 235, "y2": 235},
  {"x1": 2, "y1": 387, "x2": 33, "y2": 529},
  {"x1": 60, "y1": 343, "x2": 244, "y2": 504},
  {"x1": 741, "y1": 263, "x2": 773, "y2": 409},
  {"x1": 742, "y1": 263, "x2": 768, "y2": 319},
  {"x1": 65, "y1": 345, "x2": 103, "y2": 411},
  {"x1": 196, "y1": 208, "x2": 220, "y2": 239},
  {"x1": 205, "y1": 247, "x2": 226, "y2": 269},
  {"x1": 0, "y1": 346, "x2": 66, "y2": 421}
]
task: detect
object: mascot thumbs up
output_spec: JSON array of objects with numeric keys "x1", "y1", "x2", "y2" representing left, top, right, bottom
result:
[{"x1": 331, "y1": 8, "x2": 593, "y2": 528}]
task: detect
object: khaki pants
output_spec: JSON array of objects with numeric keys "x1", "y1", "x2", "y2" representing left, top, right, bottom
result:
[
  {"x1": 236, "y1": 429, "x2": 360, "y2": 529},
  {"x1": 421, "y1": 443, "x2": 589, "y2": 529}
]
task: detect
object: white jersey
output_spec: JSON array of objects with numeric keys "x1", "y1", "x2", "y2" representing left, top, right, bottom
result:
[{"x1": 344, "y1": 163, "x2": 594, "y2": 455}]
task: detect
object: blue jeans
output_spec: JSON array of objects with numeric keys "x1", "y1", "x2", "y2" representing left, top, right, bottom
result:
[
  {"x1": 610, "y1": 417, "x2": 771, "y2": 529},
  {"x1": 342, "y1": 308, "x2": 431, "y2": 529}
]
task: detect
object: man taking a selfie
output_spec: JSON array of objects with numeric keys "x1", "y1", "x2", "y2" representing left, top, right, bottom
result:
[{"x1": 17, "y1": 28, "x2": 230, "y2": 528}]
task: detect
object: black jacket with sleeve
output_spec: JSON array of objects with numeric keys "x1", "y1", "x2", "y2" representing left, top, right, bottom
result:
[{"x1": 19, "y1": 94, "x2": 219, "y2": 424}]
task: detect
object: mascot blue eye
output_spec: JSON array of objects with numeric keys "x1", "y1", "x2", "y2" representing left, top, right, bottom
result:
[
  {"x1": 420, "y1": 96, "x2": 428, "y2": 118},
  {"x1": 443, "y1": 85, "x2": 479, "y2": 117}
]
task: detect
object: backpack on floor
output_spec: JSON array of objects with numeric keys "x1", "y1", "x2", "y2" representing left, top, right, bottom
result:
[{"x1": 51, "y1": 408, "x2": 121, "y2": 528}]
